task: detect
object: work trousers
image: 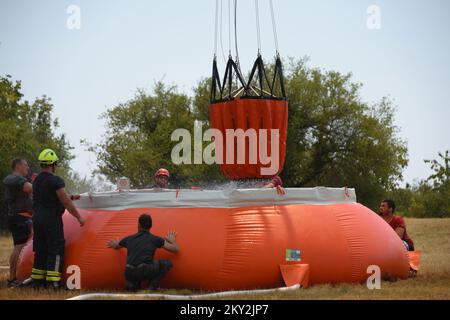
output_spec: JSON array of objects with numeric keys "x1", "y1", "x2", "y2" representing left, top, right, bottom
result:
[
  {"x1": 124, "y1": 259, "x2": 173, "y2": 291},
  {"x1": 31, "y1": 213, "x2": 65, "y2": 283}
]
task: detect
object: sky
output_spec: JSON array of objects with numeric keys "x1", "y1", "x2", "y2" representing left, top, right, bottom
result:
[{"x1": 0, "y1": 0, "x2": 449, "y2": 185}]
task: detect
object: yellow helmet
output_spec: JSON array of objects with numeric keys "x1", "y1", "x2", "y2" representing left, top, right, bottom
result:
[{"x1": 38, "y1": 148, "x2": 59, "y2": 166}]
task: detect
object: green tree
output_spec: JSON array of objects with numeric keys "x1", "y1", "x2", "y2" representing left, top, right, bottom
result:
[
  {"x1": 0, "y1": 75, "x2": 74, "y2": 229},
  {"x1": 424, "y1": 150, "x2": 450, "y2": 188},
  {"x1": 385, "y1": 151, "x2": 450, "y2": 218},
  {"x1": 385, "y1": 183, "x2": 414, "y2": 216},
  {"x1": 93, "y1": 82, "x2": 224, "y2": 188},
  {"x1": 411, "y1": 151, "x2": 450, "y2": 217},
  {"x1": 280, "y1": 58, "x2": 408, "y2": 209}
]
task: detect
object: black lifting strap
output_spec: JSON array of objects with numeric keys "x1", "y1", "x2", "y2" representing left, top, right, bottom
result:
[
  {"x1": 210, "y1": 58, "x2": 221, "y2": 102},
  {"x1": 210, "y1": 55, "x2": 246, "y2": 102},
  {"x1": 210, "y1": 54, "x2": 286, "y2": 103},
  {"x1": 273, "y1": 54, "x2": 286, "y2": 98}
]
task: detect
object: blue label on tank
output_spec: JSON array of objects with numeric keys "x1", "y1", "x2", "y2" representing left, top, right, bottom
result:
[{"x1": 286, "y1": 249, "x2": 301, "y2": 261}]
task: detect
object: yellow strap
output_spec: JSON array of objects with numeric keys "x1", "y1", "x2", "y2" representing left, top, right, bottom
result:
[
  {"x1": 46, "y1": 276, "x2": 61, "y2": 282},
  {"x1": 31, "y1": 274, "x2": 46, "y2": 280},
  {"x1": 46, "y1": 270, "x2": 61, "y2": 276}
]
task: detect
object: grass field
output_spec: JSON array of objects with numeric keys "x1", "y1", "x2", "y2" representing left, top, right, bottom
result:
[{"x1": 1, "y1": 218, "x2": 449, "y2": 300}]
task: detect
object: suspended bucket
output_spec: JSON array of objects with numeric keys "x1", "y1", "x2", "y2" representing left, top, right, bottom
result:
[{"x1": 209, "y1": 55, "x2": 288, "y2": 179}]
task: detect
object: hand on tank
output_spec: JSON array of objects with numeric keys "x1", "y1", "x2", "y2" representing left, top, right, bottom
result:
[
  {"x1": 107, "y1": 239, "x2": 120, "y2": 249},
  {"x1": 166, "y1": 230, "x2": 177, "y2": 243},
  {"x1": 78, "y1": 216, "x2": 86, "y2": 227},
  {"x1": 276, "y1": 185, "x2": 286, "y2": 196}
]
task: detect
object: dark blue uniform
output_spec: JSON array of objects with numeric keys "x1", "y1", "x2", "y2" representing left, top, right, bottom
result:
[{"x1": 31, "y1": 172, "x2": 66, "y2": 284}]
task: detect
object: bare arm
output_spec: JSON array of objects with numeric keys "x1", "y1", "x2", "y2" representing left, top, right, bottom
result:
[
  {"x1": 263, "y1": 182, "x2": 285, "y2": 195},
  {"x1": 107, "y1": 239, "x2": 122, "y2": 249},
  {"x1": 22, "y1": 182, "x2": 33, "y2": 194},
  {"x1": 162, "y1": 230, "x2": 179, "y2": 253},
  {"x1": 395, "y1": 227, "x2": 405, "y2": 239},
  {"x1": 56, "y1": 188, "x2": 85, "y2": 226}
]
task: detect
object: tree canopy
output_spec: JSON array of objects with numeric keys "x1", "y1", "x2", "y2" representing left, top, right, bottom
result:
[
  {"x1": 92, "y1": 83, "x2": 225, "y2": 188},
  {"x1": 389, "y1": 151, "x2": 450, "y2": 217}
]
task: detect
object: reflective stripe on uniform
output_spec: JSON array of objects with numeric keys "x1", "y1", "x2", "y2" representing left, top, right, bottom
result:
[
  {"x1": 31, "y1": 268, "x2": 46, "y2": 280},
  {"x1": 32, "y1": 268, "x2": 46, "y2": 274},
  {"x1": 46, "y1": 269, "x2": 61, "y2": 281},
  {"x1": 46, "y1": 276, "x2": 61, "y2": 282}
]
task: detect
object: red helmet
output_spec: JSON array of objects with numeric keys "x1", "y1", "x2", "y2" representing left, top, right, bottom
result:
[{"x1": 155, "y1": 168, "x2": 170, "y2": 178}]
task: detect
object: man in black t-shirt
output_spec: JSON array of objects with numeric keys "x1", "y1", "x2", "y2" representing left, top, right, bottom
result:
[
  {"x1": 107, "y1": 214, "x2": 179, "y2": 291},
  {"x1": 3, "y1": 158, "x2": 33, "y2": 287},
  {"x1": 27, "y1": 148, "x2": 85, "y2": 289}
]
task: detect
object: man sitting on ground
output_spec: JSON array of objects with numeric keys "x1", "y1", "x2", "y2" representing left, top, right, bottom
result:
[
  {"x1": 379, "y1": 199, "x2": 415, "y2": 251},
  {"x1": 107, "y1": 214, "x2": 179, "y2": 291}
]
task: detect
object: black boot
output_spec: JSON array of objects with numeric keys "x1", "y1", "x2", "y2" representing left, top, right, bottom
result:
[
  {"x1": 6, "y1": 278, "x2": 20, "y2": 288},
  {"x1": 19, "y1": 277, "x2": 47, "y2": 288},
  {"x1": 148, "y1": 281, "x2": 160, "y2": 291},
  {"x1": 125, "y1": 280, "x2": 139, "y2": 292},
  {"x1": 46, "y1": 281, "x2": 66, "y2": 290}
]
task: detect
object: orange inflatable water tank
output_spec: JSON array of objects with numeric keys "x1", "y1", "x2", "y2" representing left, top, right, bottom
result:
[
  {"x1": 16, "y1": 187, "x2": 411, "y2": 290},
  {"x1": 209, "y1": 55, "x2": 288, "y2": 179}
]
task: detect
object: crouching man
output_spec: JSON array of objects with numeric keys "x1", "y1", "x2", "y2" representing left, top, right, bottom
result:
[{"x1": 107, "y1": 214, "x2": 179, "y2": 291}]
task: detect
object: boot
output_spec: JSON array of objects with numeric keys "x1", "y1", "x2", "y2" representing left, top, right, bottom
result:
[
  {"x1": 6, "y1": 278, "x2": 20, "y2": 288},
  {"x1": 19, "y1": 277, "x2": 47, "y2": 288},
  {"x1": 46, "y1": 280, "x2": 66, "y2": 290}
]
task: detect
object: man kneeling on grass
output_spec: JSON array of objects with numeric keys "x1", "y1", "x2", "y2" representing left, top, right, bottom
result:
[{"x1": 107, "y1": 214, "x2": 179, "y2": 292}]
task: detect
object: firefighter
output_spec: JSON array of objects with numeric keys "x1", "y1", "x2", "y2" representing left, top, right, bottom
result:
[
  {"x1": 27, "y1": 148, "x2": 85, "y2": 288},
  {"x1": 146, "y1": 168, "x2": 170, "y2": 189}
]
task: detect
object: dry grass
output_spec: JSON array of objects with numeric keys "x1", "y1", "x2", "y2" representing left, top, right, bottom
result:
[
  {"x1": 0, "y1": 233, "x2": 11, "y2": 267},
  {"x1": 0, "y1": 218, "x2": 449, "y2": 300}
]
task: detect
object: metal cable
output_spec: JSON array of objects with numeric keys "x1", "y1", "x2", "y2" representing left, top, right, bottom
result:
[
  {"x1": 269, "y1": 0, "x2": 280, "y2": 55},
  {"x1": 228, "y1": 0, "x2": 232, "y2": 56},
  {"x1": 255, "y1": 0, "x2": 262, "y2": 55},
  {"x1": 219, "y1": 0, "x2": 227, "y2": 63},
  {"x1": 214, "y1": 0, "x2": 219, "y2": 57},
  {"x1": 234, "y1": 0, "x2": 242, "y2": 74}
]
